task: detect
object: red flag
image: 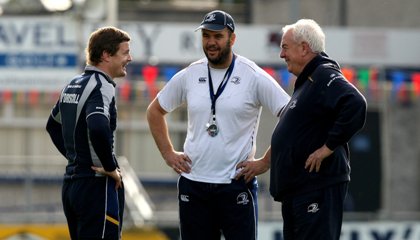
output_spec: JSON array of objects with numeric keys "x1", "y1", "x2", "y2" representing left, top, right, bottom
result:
[
  {"x1": 412, "y1": 72, "x2": 420, "y2": 97},
  {"x1": 119, "y1": 81, "x2": 131, "y2": 102},
  {"x1": 263, "y1": 67, "x2": 276, "y2": 77},
  {"x1": 341, "y1": 67, "x2": 355, "y2": 84},
  {"x1": 397, "y1": 83, "x2": 410, "y2": 106},
  {"x1": 142, "y1": 65, "x2": 159, "y2": 100},
  {"x1": 2, "y1": 90, "x2": 13, "y2": 103},
  {"x1": 369, "y1": 67, "x2": 380, "y2": 100},
  {"x1": 28, "y1": 90, "x2": 40, "y2": 106},
  {"x1": 263, "y1": 67, "x2": 279, "y2": 84}
]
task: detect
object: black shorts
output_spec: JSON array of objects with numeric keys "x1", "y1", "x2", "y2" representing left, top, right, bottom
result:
[
  {"x1": 281, "y1": 182, "x2": 348, "y2": 240},
  {"x1": 178, "y1": 176, "x2": 258, "y2": 240},
  {"x1": 62, "y1": 176, "x2": 124, "y2": 240}
]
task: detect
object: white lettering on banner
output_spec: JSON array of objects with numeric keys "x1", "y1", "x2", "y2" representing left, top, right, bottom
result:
[
  {"x1": 180, "y1": 32, "x2": 199, "y2": 52},
  {"x1": 1, "y1": 17, "x2": 420, "y2": 91},
  {"x1": 258, "y1": 222, "x2": 420, "y2": 240},
  {"x1": 0, "y1": 17, "x2": 79, "y2": 91},
  {"x1": 134, "y1": 24, "x2": 161, "y2": 60},
  {"x1": 0, "y1": 18, "x2": 77, "y2": 50},
  {"x1": 113, "y1": 22, "x2": 202, "y2": 64}
]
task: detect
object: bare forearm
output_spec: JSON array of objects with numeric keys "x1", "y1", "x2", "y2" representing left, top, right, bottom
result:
[
  {"x1": 150, "y1": 117, "x2": 174, "y2": 157},
  {"x1": 146, "y1": 99, "x2": 174, "y2": 158},
  {"x1": 261, "y1": 146, "x2": 271, "y2": 167}
]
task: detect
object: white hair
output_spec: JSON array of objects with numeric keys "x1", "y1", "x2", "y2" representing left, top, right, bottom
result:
[{"x1": 282, "y1": 19, "x2": 325, "y2": 53}]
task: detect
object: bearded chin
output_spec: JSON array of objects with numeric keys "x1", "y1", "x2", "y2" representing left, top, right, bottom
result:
[{"x1": 205, "y1": 42, "x2": 232, "y2": 66}]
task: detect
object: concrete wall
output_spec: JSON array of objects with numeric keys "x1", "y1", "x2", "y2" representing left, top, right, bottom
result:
[
  {"x1": 384, "y1": 100, "x2": 420, "y2": 215},
  {"x1": 252, "y1": 0, "x2": 420, "y2": 28}
]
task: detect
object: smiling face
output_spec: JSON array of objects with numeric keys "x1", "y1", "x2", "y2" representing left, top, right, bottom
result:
[
  {"x1": 108, "y1": 41, "x2": 132, "y2": 79},
  {"x1": 280, "y1": 29, "x2": 321, "y2": 77},
  {"x1": 280, "y1": 30, "x2": 308, "y2": 76},
  {"x1": 99, "y1": 41, "x2": 132, "y2": 79},
  {"x1": 201, "y1": 28, "x2": 236, "y2": 68}
]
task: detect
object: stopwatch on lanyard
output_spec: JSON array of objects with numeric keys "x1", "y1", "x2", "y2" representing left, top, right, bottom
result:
[{"x1": 206, "y1": 54, "x2": 236, "y2": 137}]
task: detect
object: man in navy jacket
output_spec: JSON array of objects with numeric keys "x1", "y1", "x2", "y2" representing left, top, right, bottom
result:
[
  {"x1": 46, "y1": 27, "x2": 132, "y2": 240},
  {"x1": 270, "y1": 19, "x2": 367, "y2": 240}
]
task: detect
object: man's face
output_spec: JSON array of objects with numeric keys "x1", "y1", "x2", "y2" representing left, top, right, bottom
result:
[
  {"x1": 280, "y1": 30, "x2": 306, "y2": 76},
  {"x1": 201, "y1": 28, "x2": 235, "y2": 68},
  {"x1": 109, "y1": 41, "x2": 132, "y2": 79}
]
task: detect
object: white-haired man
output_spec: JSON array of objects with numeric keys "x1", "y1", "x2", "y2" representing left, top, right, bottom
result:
[{"x1": 270, "y1": 19, "x2": 367, "y2": 240}]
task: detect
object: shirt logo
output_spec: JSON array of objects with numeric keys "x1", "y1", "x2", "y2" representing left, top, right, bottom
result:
[
  {"x1": 204, "y1": 14, "x2": 216, "y2": 23},
  {"x1": 180, "y1": 194, "x2": 189, "y2": 202},
  {"x1": 231, "y1": 76, "x2": 240, "y2": 84},
  {"x1": 307, "y1": 203, "x2": 320, "y2": 213},
  {"x1": 198, "y1": 77, "x2": 207, "y2": 83},
  {"x1": 289, "y1": 99, "x2": 297, "y2": 109},
  {"x1": 75, "y1": 77, "x2": 83, "y2": 84},
  {"x1": 67, "y1": 84, "x2": 81, "y2": 89},
  {"x1": 327, "y1": 73, "x2": 344, "y2": 87},
  {"x1": 236, "y1": 192, "x2": 249, "y2": 205}
]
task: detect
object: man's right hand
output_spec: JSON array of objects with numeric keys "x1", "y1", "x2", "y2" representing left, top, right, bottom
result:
[
  {"x1": 163, "y1": 151, "x2": 192, "y2": 174},
  {"x1": 91, "y1": 166, "x2": 123, "y2": 190}
]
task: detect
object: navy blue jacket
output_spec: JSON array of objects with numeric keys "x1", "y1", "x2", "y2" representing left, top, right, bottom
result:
[
  {"x1": 46, "y1": 66, "x2": 118, "y2": 179},
  {"x1": 270, "y1": 53, "x2": 367, "y2": 202}
]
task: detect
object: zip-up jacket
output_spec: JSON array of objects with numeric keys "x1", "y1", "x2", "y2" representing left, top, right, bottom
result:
[{"x1": 270, "y1": 52, "x2": 367, "y2": 202}]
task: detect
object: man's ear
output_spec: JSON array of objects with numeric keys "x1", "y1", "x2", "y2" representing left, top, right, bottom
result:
[
  {"x1": 301, "y1": 41, "x2": 311, "y2": 56},
  {"x1": 101, "y1": 51, "x2": 111, "y2": 63},
  {"x1": 230, "y1": 32, "x2": 236, "y2": 46}
]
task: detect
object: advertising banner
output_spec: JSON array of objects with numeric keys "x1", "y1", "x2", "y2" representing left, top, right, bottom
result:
[
  {"x1": 0, "y1": 17, "x2": 80, "y2": 91},
  {"x1": 259, "y1": 221, "x2": 420, "y2": 240}
]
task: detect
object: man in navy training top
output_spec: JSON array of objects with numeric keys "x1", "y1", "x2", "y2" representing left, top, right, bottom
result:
[
  {"x1": 270, "y1": 19, "x2": 367, "y2": 240},
  {"x1": 46, "y1": 26, "x2": 132, "y2": 240}
]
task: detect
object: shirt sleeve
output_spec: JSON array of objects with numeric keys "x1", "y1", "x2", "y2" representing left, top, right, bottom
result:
[
  {"x1": 324, "y1": 73, "x2": 368, "y2": 150},
  {"x1": 87, "y1": 113, "x2": 116, "y2": 172},
  {"x1": 157, "y1": 67, "x2": 188, "y2": 113},
  {"x1": 85, "y1": 86, "x2": 117, "y2": 172},
  {"x1": 46, "y1": 101, "x2": 67, "y2": 157},
  {"x1": 256, "y1": 70, "x2": 291, "y2": 116}
]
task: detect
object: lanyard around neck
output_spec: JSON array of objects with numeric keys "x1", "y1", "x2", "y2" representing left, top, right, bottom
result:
[{"x1": 207, "y1": 54, "x2": 236, "y2": 116}]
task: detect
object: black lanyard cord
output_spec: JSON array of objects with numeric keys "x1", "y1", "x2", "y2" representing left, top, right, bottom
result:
[{"x1": 207, "y1": 54, "x2": 236, "y2": 117}]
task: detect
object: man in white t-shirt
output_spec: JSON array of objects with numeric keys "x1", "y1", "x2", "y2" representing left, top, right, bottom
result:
[{"x1": 146, "y1": 10, "x2": 290, "y2": 240}]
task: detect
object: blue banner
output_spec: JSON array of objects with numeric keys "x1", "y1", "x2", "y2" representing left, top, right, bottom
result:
[{"x1": 0, "y1": 53, "x2": 77, "y2": 68}]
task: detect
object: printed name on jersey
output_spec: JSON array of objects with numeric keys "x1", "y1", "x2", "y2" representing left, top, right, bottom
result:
[{"x1": 61, "y1": 93, "x2": 80, "y2": 104}]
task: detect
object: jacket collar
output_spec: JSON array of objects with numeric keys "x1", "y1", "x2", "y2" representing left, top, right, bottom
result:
[
  {"x1": 294, "y1": 52, "x2": 340, "y2": 90},
  {"x1": 84, "y1": 65, "x2": 116, "y2": 87}
]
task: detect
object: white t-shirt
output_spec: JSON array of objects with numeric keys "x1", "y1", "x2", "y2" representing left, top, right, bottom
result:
[{"x1": 158, "y1": 54, "x2": 290, "y2": 183}]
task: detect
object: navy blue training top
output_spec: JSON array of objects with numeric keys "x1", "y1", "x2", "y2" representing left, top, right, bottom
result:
[
  {"x1": 269, "y1": 53, "x2": 367, "y2": 202},
  {"x1": 46, "y1": 66, "x2": 118, "y2": 179}
]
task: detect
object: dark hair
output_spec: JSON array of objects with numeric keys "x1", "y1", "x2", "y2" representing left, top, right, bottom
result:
[{"x1": 85, "y1": 26, "x2": 131, "y2": 66}]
